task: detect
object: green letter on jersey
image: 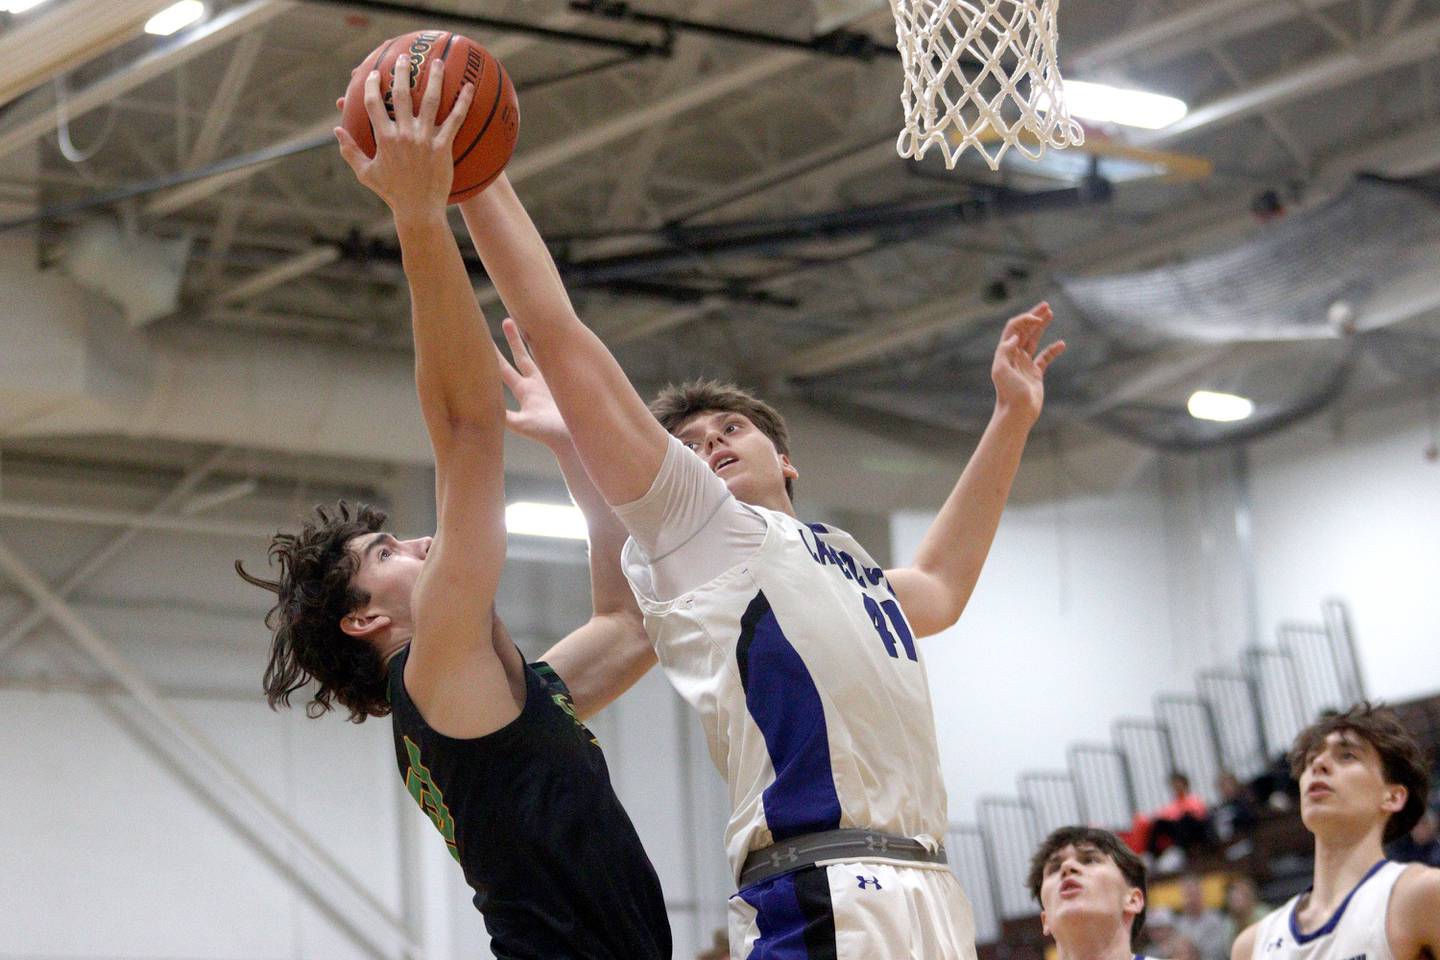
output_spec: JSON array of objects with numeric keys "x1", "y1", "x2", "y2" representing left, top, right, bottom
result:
[{"x1": 404, "y1": 736, "x2": 459, "y2": 863}]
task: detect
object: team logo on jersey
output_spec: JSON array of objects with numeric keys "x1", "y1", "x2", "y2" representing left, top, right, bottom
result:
[
  {"x1": 1265, "y1": 938, "x2": 1286, "y2": 952},
  {"x1": 856, "y1": 875, "x2": 883, "y2": 890},
  {"x1": 1340, "y1": 954, "x2": 1366, "y2": 960},
  {"x1": 403, "y1": 736, "x2": 460, "y2": 863},
  {"x1": 551, "y1": 691, "x2": 600, "y2": 747}
]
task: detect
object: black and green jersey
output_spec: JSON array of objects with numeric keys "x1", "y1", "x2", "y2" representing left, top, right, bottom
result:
[{"x1": 388, "y1": 645, "x2": 671, "y2": 959}]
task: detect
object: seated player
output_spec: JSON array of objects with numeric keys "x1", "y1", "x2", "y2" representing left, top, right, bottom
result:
[
  {"x1": 239, "y1": 58, "x2": 669, "y2": 959},
  {"x1": 1028, "y1": 826, "x2": 1151, "y2": 960},
  {"x1": 1232, "y1": 702, "x2": 1438, "y2": 960},
  {"x1": 455, "y1": 167, "x2": 1065, "y2": 958}
]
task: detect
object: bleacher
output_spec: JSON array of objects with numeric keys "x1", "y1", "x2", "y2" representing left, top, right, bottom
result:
[{"x1": 945, "y1": 598, "x2": 1440, "y2": 960}]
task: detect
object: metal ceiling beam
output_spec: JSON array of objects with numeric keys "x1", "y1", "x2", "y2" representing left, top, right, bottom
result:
[
  {"x1": 786, "y1": 112, "x2": 1440, "y2": 377},
  {"x1": 185, "y1": 31, "x2": 267, "y2": 168},
  {"x1": 1144, "y1": 13, "x2": 1440, "y2": 145},
  {"x1": 0, "y1": 0, "x2": 175, "y2": 108},
  {"x1": 1069, "y1": 0, "x2": 1354, "y2": 74},
  {"x1": 0, "y1": 447, "x2": 229, "y2": 665},
  {"x1": 0, "y1": 535, "x2": 420, "y2": 959},
  {"x1": 214, "y1": 244, "x2": 340, "y2": 304},
  {"x1": 0, "y1": 0, "x2": 294, "y2": 162}
]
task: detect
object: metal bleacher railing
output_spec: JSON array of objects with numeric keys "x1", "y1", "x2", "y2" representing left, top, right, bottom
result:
[{"x1": 944, "y1": 598, "x2": 1363, "y2": 946}]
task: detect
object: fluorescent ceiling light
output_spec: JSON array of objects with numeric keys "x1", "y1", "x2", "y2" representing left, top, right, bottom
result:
[
  {"x1": 1187, "y1": 390, "x2": 1255, "y2": 423},
  {"x1": 1, "y1": 0, "x2": 54, "y2": 12},
  {"x1": 1058, "y1": 79, "x2": 1188, "y2": 130},
  {"x1": 505, "y1": 501, "x2": 589, "y2": 540},
  {"x1": 144, "y1": 0, "x2": 204, "y2": 36}
]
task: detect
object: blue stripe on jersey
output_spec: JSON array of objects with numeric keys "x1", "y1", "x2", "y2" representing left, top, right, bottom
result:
[
  {"x1": 739, "y1": 868, "x2": 838, "y2": 960},
  {"x1": 735, "y1": 591, "x2": 843, "y2": 842}
]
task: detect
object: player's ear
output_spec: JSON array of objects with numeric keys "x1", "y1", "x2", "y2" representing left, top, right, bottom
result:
[
  {"x1": 1126, "y1": 885, "x2": 1146, "y2": 917},
  {"x1": 1381, "y1": 783, "x2": 1407, "y2": 815},
  {"x1": 1040, "y1": 908, "x2": 1051, "y2": 937},
  {"x1": 779, "y1": 453, "x2": 799, "y2": 481},
  {"x1": 341, "y1": 610, "x2": 392, "y2": 640}
]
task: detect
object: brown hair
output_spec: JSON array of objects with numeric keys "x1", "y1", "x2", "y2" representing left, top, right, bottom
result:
[
  {"x1": 236, "y1": 500, "x2": 392, "y2": 722},
  {"x1": 1288, "y1": 701, "x2": 1431, "y2": 842},
  {"x1": 1028, "y1": 826, "x2": 1148, "y2": 943},
  {"x1": 649, "y1": 379, "x2": 794, "y2": 500}
]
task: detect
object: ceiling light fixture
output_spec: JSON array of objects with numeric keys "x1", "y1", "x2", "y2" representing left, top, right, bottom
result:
[
  {"x1": 1059, "y1": 79, "x2": 1189, "y2": 130},
  {"x1": 505, "y1": 501, "x2": 589, "y2": 540},
  {"x1": 144, "y1": 0, "x2": 205, "y2": 36},
  {"x1": 1187, "y1": 390, "x2": 1255, "y2": 423}
]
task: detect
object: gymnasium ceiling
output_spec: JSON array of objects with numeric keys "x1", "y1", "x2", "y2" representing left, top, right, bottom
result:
[{"x1": 2, "y1": 0, "x2": 1440, "y2": 506}]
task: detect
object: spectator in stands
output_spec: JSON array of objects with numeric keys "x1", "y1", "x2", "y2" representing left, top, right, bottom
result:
[
  {"x1": 1211, "y1": 771, "x2": 1258, "y2": 849},
  {"x1": 1126, "y1": 771, "x2": 1212, "y2": 870},
  {"x1": 1028, "y1": 826, "x2": 1150, "y2": 960},
  {"x1": 1173, "y1": 873, "x2": 1233, "y2": 960},
  {"x1": 1222, "y1": 876, "x2": 1270, "y2": 934},
  {"x1": 1145, "y1": 907, "x2": 1180, "y2": 957},
  {"x1": 1170, "y1": 936, "x2": 1203, "y2": 960},
  {"x1": 1389, "y1": 807, "x2": 1440, "y2": 867}
]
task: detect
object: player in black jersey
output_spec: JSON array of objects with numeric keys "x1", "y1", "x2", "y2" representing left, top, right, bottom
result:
[{"x1": 238, "y1": 58, "x2": 670, "y2": 959}]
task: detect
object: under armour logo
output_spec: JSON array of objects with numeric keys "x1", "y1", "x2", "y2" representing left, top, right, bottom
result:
[
  {"x1": 1340, "y1": 953, "x2": 1365, "y2": 960},
  {"x1": 766, "y1": 846, "x2": 799, "y2": 870},
  {"x1": 1265, "y1": 939, "x2": 1286, "y2": 952},
  {"x1": 856, "y1": 875, "x2": 882, "y2": 890},
  {"x1": 863, "y1": 834, "x2": 892, "y2": 853}
]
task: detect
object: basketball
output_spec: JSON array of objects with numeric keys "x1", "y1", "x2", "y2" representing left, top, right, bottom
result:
[{"x1": 340, "y1": 30, "x2": 519, "y2": 203}]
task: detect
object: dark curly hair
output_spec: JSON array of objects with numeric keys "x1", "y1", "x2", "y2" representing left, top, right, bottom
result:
[
  {"x1": 1289, "y1": 700, "x2": 1432, "y2": 842},
  {"x1": 236, "y1": 500, "x2": 392, "y2": 723},
  {"x1": 648, "y1": 379, "x2": 794, "y2": 500}
]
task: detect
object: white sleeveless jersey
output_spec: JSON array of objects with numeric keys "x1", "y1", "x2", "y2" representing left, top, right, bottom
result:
[
  {"x1": 622, "y1": 505, "x2": 950, "y2": 882},
  {"x1": 1250, "y1": 861, "x2": 1406, "y2": 960}
]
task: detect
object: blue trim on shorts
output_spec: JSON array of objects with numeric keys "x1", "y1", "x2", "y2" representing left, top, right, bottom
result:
[{"x1": 739, "y1": 868, "x2": 838, "y2": 960}]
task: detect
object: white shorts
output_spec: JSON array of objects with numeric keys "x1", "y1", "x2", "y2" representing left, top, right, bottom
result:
[{"x1": 727, "y1": 861, "x2": 978, "y2": 960}]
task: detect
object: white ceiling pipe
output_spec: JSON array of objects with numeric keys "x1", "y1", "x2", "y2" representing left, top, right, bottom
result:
[
  {"x1": 0, "y1": 0, "x2": 294, "y2": 161},
  {"x1": 1142, "y1": 14, "x2": 1440, "y2": 145},
  {"x1": 0, "y1": 0, "x2": 175, "y2": 108}
]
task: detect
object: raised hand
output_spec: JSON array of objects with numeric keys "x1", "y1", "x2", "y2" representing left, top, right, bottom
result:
[
  {"x1": 496, "y1": 317, "x2": 572, "y2": 451},
  {"x1": 991, "y1": 301, "x2": 1066, "y2": 423},
  {"x1": 333, "y1": 56, "x2": 474, "y2": 218}
]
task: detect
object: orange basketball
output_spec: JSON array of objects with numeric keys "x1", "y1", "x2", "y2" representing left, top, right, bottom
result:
[{"x1": 341, "y1": 30, "x2": 519, "y2": 204}]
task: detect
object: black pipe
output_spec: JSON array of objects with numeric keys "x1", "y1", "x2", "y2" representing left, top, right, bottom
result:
[
  {"x1": 303, "y1": 0, "x2": 672, "y2": 57},
  {"x1": 570, "y1": 0, "x2": 899, "y2": 61}
]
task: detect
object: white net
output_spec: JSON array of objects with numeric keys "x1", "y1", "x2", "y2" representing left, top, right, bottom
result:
[{"x1": 891, "y1": 0, "x2": 1084, "y2": 171}]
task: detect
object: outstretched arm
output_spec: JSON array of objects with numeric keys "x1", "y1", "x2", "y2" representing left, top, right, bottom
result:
[
  {"x1": 1391, "y1": 865, "x2": 1440, "y2": 960},
  {"x1": 493, "y1": 319, "x2": 656, "y2": 718},
  {"x1": 885, "y1": 303, "x2": 1065, "y2": 638},
  {"x1": 457, "y1": 176, "x2": 670, "y2": 507},
  {"x1": 336, "y1": 59, "x2": 514, "y2": 737}
]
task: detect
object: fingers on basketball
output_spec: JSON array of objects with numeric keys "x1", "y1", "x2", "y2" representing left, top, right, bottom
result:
[
  {"x1": 362, "y1": 68, "x2": 390, "y2": 134},
  {"x1": 391, "y1": 55, "x2": 413, "y2": 121},
  {"x1": 333, "y1": 127, "x2": 366, "y2": 174},
  {"x1": 436, "y1": 82, "x2": 475, "y2": 146}
]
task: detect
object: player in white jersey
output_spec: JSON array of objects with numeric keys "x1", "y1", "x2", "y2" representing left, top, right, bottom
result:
[
  {"x1": 1233, "y1": 703, "x2": 1439, "y2": 960},
  {"x1": 457, "y1": 172, "x2": 1065, "y2": 959},
  {"x1": 1028, "y1": 826, "x2": 1154, "y2": 960}
]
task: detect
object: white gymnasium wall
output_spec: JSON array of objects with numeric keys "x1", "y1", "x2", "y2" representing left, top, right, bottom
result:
[
  {"x1": 0, "y1": 459, "x2": 732, "y2": 960},
  {"x1": 893, "y1": 393, "x2": 1440, "y2": 825},
  {"x1": 1245, "y1": 394, "x2": 1440, "y2": 703},
  {"x1": 891, "y1": 464, "x2": 1195, "y2": 822}
]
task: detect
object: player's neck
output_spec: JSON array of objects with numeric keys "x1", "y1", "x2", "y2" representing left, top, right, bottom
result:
[
  {"x1": 1309, "y1": 826, "x2": 1387, "y2": 913},
  {"x1": 740, "y1": 489, "x2": 798, "y2": 518},
  {"x1": 1054, "y1": 919, "x2": 1133, "y2": 960}
]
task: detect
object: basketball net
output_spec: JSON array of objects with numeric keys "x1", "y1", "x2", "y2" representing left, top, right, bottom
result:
[{"x1": 890, "y1": 0, "x2": 1084, "y2": 171}]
